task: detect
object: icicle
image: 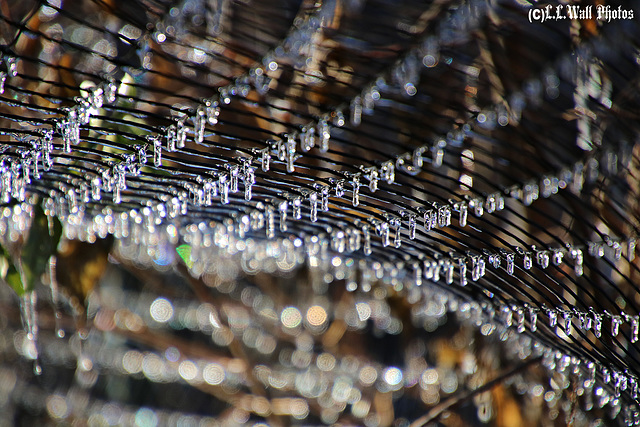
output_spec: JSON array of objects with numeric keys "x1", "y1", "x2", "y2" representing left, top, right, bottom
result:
[
  {"x1": 278, "y1": 200, "x2": 288, "y2": 232},
  {"x1": 363, "y1": 167, "x2": 378, "y2": 192},
  {"x1": 20, "y1": 290, "x2": 40, "y2": 374},
  {"x1": 498, "y1": 306, "x2": 512, "y2": 329},
  {"x1": 428, "y1": 141, "x2": 443, "y2": 169},
  {"x1": 302, "y1": 127, "x2": 316, "y2": 151},
  {"x1": 523, "y1": 252, "x2": 532, "y2": 270},
  {"x1": 423, "y1": 209, "x2": 434, "y2": 232},
  {"x1": 243, "y1": 165, "x2": 255, "y2": 201},
  {"x1": 506, "y1": 252, "x2": 515, "y2": 275},
  {"x1": 48, "y1": 257, "x2": 64, "y2": 338},
  {"x1": 563, "y1": 311, "x2": 572, "y2": 336},
  {"x1": 333, "y1": 110, "x2": 345, "y2": 127},
  {"x1": 470, "y1": 197, "x2": 484, "y2": 217},
  {"x1": 589, "y1": 242, "x2": 604, "y2": 258},
  {"x1": 459, "y1": 202, "x2": 468, "y2": 227},
  {"x1": 536, "y1": 250, "x2": 549, "y2": 269},
  {"x1": 292, "y1": 196, "x2": 302, "y2": 220},
  {"x1": 205, "y1": 99, "x2": 220, "y2": 125},
  {"x1": 629, "y1": 316, "x2": 639, "y2": 343},
  {"x1": 528, "y1": 306, "x2": 538, "y2": 332},
  {"x1": 485, "y1": 194, "x2": 496, "y2": 213},
  {"x1": 113, "y1": 185, "x2": 121, "y2": 204},
  {"x1": 444, "y1": 260, "x2": 454, "y2": 284},
  {"x1": 611, "y1": 315, "x2": 622, "y2": 337},
  {"x1": 552, "y1": 249, "x2": 564, "y2": 265},
  {"x1": 309, "y1": 191, "x2": 318, "y2": 222},
  {"x1": 0, "y1": 71, "x2": 5, "y2": 94},
  {"x1": 602, "y1": 367, "x2": 611, "y2": 384},
  {"x1": 471, "y1": 256, "x2": 482, "y2": 281},
  {"x1": 28, "y1": 146, "x2": 40, "y2": 180},
  {"x1": 90, "y1": 86, "x2": 104, "y2": 110},
  {"x1": 488, "y1": 253, "x2": 500, "y2": 269},
  {"x1": 581, "y1": 311, "x2": 592, "y2": 331},
  {"x1": 314, "y1": 184, "x2": 329, "y2": 212},
  {"x1": 286, "y1": 134, "x2": 296, "y2": 173},
  {"x1": 259, "y1": 148, "x2": 270, "y2": 172},
  {"x1": 318, "y1": 119, "x2": 330, "y2": 152},
  {"x1": 438, "y1": 205, "x2": 451, "y2": 227},
  {"x1": 547, "y1": 309, "x2": 558, "y2": 328},
  {"x1": 166, "y1": 125, "x2": 177, "y2": 152},
  {"x1": 202, "y1": 179, "x2": 214, "y2": 206},
  {"x1": 611, "y1": 241, "x2": 622, "y2": 260},
  {"x1": 76, "y1": 97, "x2": 91, "y2": 124},
  {"x1": 41, "y1": 130, "x2": 53, "y2": 171},
  {"x1": 495, "y1": 193, "x2": 505, "y2": 211},
  {"x1": 627, "y1": 238, "x2": 636, "y2": 261},
  {"x1": 176, "y1": 119, "x2": 187, "y2": 149},
  {"x1": 571, "y1": 248, "x2": 584, "y2": 276},
  {"x1": 149, "y1": 136, "x2": 161, "y2": 167},
  {"x1": 219, "y1": 87, "x2": 231, "y2": 104},
  {"x1": 592, "y1": 311, "x2": 602, "y2": 338},
  {"x1": 194, "y1": 106, "x2": 206, "y2": 144},
  {"x1": 403, "y1": 212, "x2": 416, "y2": 240},
  {"x1": 334, "y1": 179, "x2": 345, "y2": 198},
  {"x1": 91, "y1": 177, "x2": 101, "y2": 201},
  {"x1": 135, "y1": 145, "x2": 147, "y2": 168},
  {"x1": 351, "y1": 174, "x2": 360, "y2": 207},
  {"x1": 219, "y1": 174, "x2": 229, "y2": 204},
  {"x1": 378, "y1": 221, "x2": 390, "y2": 247},
  {"x1": 458, "y1": 260, "x2": 467, "y2": 287},
  {"x1": 350, "y1": 95, "x2": 362, "y2": 126},
  {"x1": 362, "y1": 225, "x2": 372, "y2": 256},
  {"x1": 388, "y1": 217, "x2": 401, "y2": 248},
  {"x1": 380, "y1": 160, "x2": 395, "y2": 184},
  {"x1": 265, "y1": 206, "x2": 275, "y2": 238},
  {"x1": 227, "y1": 164, "x2": 239, "y2": 193}
]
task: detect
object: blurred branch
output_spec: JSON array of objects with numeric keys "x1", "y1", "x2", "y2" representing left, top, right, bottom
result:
[{"x1": 410, "y1": 356, "x2": 542, "y2": 427}]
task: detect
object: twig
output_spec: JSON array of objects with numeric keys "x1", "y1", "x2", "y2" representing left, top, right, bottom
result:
[{"x1": 409, "y1": 356, "x2": 542, "y2": 427}]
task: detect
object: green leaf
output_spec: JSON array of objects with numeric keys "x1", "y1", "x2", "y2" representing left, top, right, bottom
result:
[
  {"x1": 176, "y1": 244, "x2": 194, "y2": 268},
  {"x1": 21, "y1": 204, "x2": 63, "y2": 294},
  {"x1": 0, "y1": 244, "x2": 24, "y2": 296}
]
